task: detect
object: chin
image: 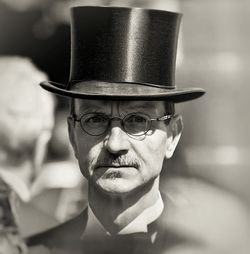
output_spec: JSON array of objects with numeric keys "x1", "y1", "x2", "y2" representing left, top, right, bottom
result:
[{"x1": 95, "y1": 178, "x2": 140, "y2": 196}]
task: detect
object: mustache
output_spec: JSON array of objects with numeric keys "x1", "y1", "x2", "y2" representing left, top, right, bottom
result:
[{"x1": 92, "y1": 154, "x2": 142, "y2": 170}]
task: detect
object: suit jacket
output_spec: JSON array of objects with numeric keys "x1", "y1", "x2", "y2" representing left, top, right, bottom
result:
[
  {"x1": 26, "y1": 194, "x2": 195, "y2": 254},
  {"x1": 26, "y1": 177, "x2": 250, "y2": 254}
]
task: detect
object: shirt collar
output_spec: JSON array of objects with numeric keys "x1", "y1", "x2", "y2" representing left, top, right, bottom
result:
[{"x1": 82, "y1": 191, "x2": 164, "y2": 239}]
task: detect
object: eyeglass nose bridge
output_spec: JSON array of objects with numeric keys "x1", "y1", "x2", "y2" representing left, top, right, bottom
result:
[{"x1": 106, "y1": 116, "x2": 126, "y2": 131}]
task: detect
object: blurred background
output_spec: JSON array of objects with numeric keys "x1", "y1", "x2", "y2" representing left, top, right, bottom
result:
[{"x1": 0, "y1": 0, "x2": 249, "y2": 252}]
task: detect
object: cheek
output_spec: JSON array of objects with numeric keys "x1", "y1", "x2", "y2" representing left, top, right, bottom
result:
[
  {"x1": 135, "y1": 131, "x2": 168, "y2": 174},
  {"x1": 148, "y1": 131, "x2": 168, "y2": 157},
  {"x1": 75, "y1": 136, "x2": 103, "y2": 177}
]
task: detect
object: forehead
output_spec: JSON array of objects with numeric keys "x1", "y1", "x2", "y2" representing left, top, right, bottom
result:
[{"x1": 74, "y1": 99, "x2": 165, "y2": 113}]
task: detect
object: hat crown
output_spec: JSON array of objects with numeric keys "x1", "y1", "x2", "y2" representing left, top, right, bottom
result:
[
  {"x1": 40, "y1": 6, "x2": 205, "y2": 102},
  {"x1": 69, "y1": 6, "x2": 182, "y2": 88}
]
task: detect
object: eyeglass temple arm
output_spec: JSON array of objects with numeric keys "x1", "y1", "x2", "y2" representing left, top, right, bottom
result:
[{"x1": 151, "y1": 115, "x2": 172, "y2": 121}]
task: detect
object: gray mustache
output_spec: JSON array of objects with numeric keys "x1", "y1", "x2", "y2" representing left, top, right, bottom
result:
[{"x1": 94, "y1": 155, "x2": 141, "y2": 169}]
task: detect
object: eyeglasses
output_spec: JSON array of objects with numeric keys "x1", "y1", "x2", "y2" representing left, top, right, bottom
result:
[{"x1": 70, "y1": 112, "x2": 173, "y2": 136}]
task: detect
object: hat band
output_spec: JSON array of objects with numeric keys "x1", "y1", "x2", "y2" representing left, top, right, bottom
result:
[{"x1": 68, "y1": 80, "x2": 176, "y2": 90}]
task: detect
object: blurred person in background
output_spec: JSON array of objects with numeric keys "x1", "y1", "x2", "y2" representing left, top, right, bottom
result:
[
  {"x1": 0, "y1": 56, "x2": 55, "y2": 202},
  {"x1": 0, "y1": 56, "x2": 56, "y2": 238},
  {"x1": 27, "y1": 5, "x2": 206, "y2": 254}
]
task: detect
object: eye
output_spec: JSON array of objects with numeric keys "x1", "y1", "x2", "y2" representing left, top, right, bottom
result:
[
  {"x1": 79, "y1": 113, "x2": 109, "y2": 136},
  {"x1": 123, "y1": 113, "x2": 149, "y2": 136},
  {"x1": 87, "y1": 115, "x2": 104, "y2": 123},
  {"x1": 126, "y1": 114, "x2": 147, "y2": 124},
  {"x1": 82, "y1": 114, "x2": 108, "y2": 126}
]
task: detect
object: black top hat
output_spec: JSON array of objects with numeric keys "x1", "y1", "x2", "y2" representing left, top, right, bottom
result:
[{"x1": 41, "y1": 6, "x2": 205, "y2": 102}]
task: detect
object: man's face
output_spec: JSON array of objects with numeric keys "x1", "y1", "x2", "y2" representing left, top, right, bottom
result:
[{"x1": 68, "y1": 99, "x2": 181, "y2": 195}]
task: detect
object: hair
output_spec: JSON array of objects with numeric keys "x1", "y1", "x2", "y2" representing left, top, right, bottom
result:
[{"x1": 0, "y1": 56, "x2": 55, "y2": 167}]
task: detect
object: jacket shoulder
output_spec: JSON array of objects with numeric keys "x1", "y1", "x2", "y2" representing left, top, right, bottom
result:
[{"x1": 26, "y1": 209, "x2": 87, "y2": 250}]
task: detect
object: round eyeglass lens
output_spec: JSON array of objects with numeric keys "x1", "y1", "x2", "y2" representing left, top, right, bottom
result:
[
  {"x1": 123, "y1": 113, "x2": 150, "y2": 136},
  {"x1": 80, "y1": 113, "x2": 109, "y2": 135}
]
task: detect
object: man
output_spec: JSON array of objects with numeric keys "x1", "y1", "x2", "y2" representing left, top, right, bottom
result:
[{"x1": 27, "y1": 6, "x2": 205, "y2": 254}]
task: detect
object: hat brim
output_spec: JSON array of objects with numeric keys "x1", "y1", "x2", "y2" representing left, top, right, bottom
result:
[{"x1": 40, "y1": 81, "x2": 205, "y2": 103}]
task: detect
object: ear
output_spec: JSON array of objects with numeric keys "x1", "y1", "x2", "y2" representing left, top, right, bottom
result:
[
  {"x1": 165, "y1": 114, "x2": 183, "y2": 159},
  {"x1": 67, "y1": 116, "x2": 78, "y2": 159}
]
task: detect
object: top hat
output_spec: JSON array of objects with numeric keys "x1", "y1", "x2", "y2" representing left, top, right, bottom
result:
[{"x1": 41, "y1": 6, "x2": 205, "y2": 102}]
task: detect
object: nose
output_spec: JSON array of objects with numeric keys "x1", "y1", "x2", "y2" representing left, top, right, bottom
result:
[{"x1": 104, "y1": 124, "x2": 130, "y2": 155}]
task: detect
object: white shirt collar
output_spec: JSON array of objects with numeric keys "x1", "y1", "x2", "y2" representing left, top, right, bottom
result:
[{"x1": 82, "y1": 191, "x2": 164, "y2": 239}]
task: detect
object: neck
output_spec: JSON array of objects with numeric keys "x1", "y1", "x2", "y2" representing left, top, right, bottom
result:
[{"x1": 88, "y1": 177, "x2": 160, "y2": 234}]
